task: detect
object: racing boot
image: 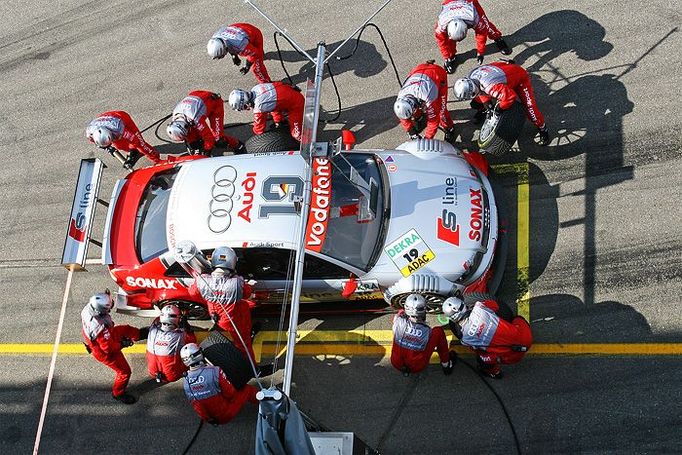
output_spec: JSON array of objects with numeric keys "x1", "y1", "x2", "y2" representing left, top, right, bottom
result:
[
  {"x1": 441, "y1": 351, "x2": 457, "y2": 375},
  {"x1": 112, "y1": 392, "x2": 137, "y2": 405},
  {"x1": 495, "y1": 38, "x2": 512, "y2": 55},
  {"x1": 122, "y1": 150, "x2": 142, "y2": 170},
  {"x1": 538, "y1": 125, "x2": 551, "y2": 146},
  {"x1": 444, "y1": 57, "x2": 458, "y2": 74},
  {"x1": 476, "y1": 54, "x2": 484, "y2": 65}
]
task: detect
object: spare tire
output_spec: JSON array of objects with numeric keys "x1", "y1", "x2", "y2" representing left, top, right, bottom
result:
[
  {"x1": 463, "y1": 291, "x2": 514, "y2": 322},
  {"x1": 477, "y1": 102, "x2": 526, "y2": 156},
  {"x1": 200, "y1": 331, "x2": 254, "y2": 389},
  {"x1": 245, "y1": 128, "x2": 300, "y2": 153}
]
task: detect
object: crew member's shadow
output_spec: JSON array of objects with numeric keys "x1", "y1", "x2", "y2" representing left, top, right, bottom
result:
[{"x1": 318, "y1": 95, "x2": 398, "y2": 145}]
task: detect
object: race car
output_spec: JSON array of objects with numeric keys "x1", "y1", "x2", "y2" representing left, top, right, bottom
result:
[{"x1": 63, "y1": 138, "x2": 506, "y2": 319}]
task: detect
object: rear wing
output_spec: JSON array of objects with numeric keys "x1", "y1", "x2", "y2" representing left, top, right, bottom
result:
[{"x1": 61, "y1": 158, "x2": 107, "y2": 271}]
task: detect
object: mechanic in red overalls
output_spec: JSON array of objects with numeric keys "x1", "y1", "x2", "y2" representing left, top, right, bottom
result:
[
  {"x1": 81, "y1": 291, "x2": 145, "y2": 404},
  {"x1": 228, "y1": 82, "x2": 304, "y2": 141},
  {"x1": 86, "y1": 111, "x2": 161, "y2": 169},
  {"x1": 435, "y1": 0, "x2": 511, "y2": 73},
  {"x1": 393, "y1": 62, "x2": 457, "y2": 143},
  {"x1": 181, "y1": 343, "x2": 258, "y2": 425},
  {"x1": 166, "y1": 90, "x2": 245, "y2": 155},
  {"x1": 453, "y1": 61, "x2": 551, "y2": 145},
  {"x1": 391, "y1": 294, "x2": 455, "y2": 376},
  {"x1": 207, "y1": 23, "x2": 271, "y2": 84},
  {"x1": 145, "y1": 304, "x2": 197, "y2": 383},
  {"x1": 443, "y1": 296, "x2": 532, "y2": 379},
  {"x1": 187, "y1": 246, "x2": 256, "y2": 363}
]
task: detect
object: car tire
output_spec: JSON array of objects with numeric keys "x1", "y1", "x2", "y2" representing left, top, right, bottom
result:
[
  {"x1": 477, "y1": 102, "x2": 526, "y2": 156},
  {"x1": 159, "y1": 300, "x2": 208, "y2": 321},
  {"x1": 245, "y1": 128, "x2": 300, "y2": 153},
  {"x1": 463, "y1": 291, "x2": 514, "y2": 322},
  {"x1": 200, "y1": 331, "x2": 254, "y2": 389}
]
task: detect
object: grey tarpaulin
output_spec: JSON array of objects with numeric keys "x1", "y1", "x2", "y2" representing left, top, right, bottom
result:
[{"x1": 255, "y1": 388, "x2": 316, "y2": 455}]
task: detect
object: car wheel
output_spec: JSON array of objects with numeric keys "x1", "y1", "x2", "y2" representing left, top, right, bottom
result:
[
  {"x1": 477, "y1": 101, "x2": 526, "y2": 156},
  {"x1": 463, "y1": 292, "x2": 514, "y2": 322},
  {"x1": 391, "y1": 292, "x2": 447, "y2": 313},
  {"x1": 159, "y1": 300, "x2": 209, "y2": 320},
  {"x1": 245, "y1": 128, "x2": 300, "y2": 153},
  {"x1": 200, "y1": 331, "x2": 254, "y2": 389}
]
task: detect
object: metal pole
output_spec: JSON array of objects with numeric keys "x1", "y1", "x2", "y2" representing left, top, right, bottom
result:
[
  {"x1": 243, "y1": 0, "x2": 316, "y2": 64},
  {"x1": 324, "y1": 0, "x2": 395, "y2": 63},
  {"x1": 282, "y1": 43, "x2": 326, "y2": 396}
]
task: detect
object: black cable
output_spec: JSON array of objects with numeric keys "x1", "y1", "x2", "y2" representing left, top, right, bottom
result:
[
  {"x1": 460, "y1": 358, "x2": 522, "y2": 455},
  {"x1": 324, "y1": 63, "x2": 342, "y2": 123},
  {"x1": 181, "y1": 419, "x2": 204, "y2": 455},
  {"x1": 141, "y1": 113, "x2": 172, "y2": 134},
  {"x1": 273, "y1": 32, "x2": 296, "y2": 85},
  {"x1": 155, "y1": 116, "x2": 174, "y2": 144}
]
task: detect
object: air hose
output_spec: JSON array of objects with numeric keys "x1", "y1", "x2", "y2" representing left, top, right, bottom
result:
[{"x1": 181, "y1": 419, "x2": 204, "y2": 455}]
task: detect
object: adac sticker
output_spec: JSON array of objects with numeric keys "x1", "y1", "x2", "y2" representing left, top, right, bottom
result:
[{"x1": 384, "y1": 229, "x2": 436, "y2": 277}]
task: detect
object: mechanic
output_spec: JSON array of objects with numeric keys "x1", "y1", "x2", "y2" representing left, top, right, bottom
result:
[
  {"x1": 81, "y1": 290, "x2": 146, "y2": 404},
  {"x1": 181, "y1": 343, "x2": 258, "y2": 425},
  {"x1": 442, "y1": 296, "x2": 532, "y2": 379},
  {"x1": 166, "y1": 90, "x2": 246, "y2": 155},
  {"x1": 86, "y1": 111, "x2": 161, "y2": 169},
  {"x1": 228, "y1": 81, "x2": 304, "y2": 142},
  {"x1": 453, "y1": 60, "x2": 551, "y2": 145},
  {"x1": 394, "y1": 61, "x2": 457, "y2": 143},
  {"x1": 391, "y1": 294, "x2": 456, "y2": 376},
  {"x1": 207, "y1": 23, "x2": 271, "y2": 84},
  {"x1": 435, "y1": 0, "x2": 511, "y2": 73},
  {"x1": 187, "y1": 246, "x2": 257, "y2": 363},
  {"x1": 145, "y1": 304, "x2": 197, "y2": 383}
]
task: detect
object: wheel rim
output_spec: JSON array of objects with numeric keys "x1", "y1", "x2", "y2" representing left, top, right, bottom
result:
[
  {"x1": 160, "y1": 300, "x2": 208, "y2": 320},
  {"x1": 392, "y1": 293, "x2": 447, "y2": 313}
]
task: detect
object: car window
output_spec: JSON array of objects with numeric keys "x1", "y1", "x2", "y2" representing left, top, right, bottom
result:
[{"x1": 135, "y1": 169, "x2": 178, "y2": 263}]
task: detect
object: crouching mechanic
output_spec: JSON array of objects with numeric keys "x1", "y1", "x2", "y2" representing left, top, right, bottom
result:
[
  {"x1": 442, "y1": 296, "x2": 532, "y2": 379},
  {"x1": 207, "y1": 23, "x2": 271, "y2": 84},
  {"x1": 166, "y1": 90, "x2": 245, "y2": 155},
  {"x1": 229, "y1": 81, "x2": 304, "y2": 142},
  {"x1": 86, "y1": 111, "x2": 161, "y2": 170},
  {"x1": 391, "y1": 294, "x2": 455, "y2": 376},
  {"x1": 81, "y1": 291, "x2": 145, "y2": 404},
  {"x1": 146, "y1": 304, "x2": 197, "y2": 383},
  {"x1": 394, "y1": 62, "x2": 457, "y2": 143},
  {"x1": 181, "y1": 343, "x2": 258, "y2": 425},
  {"x1": 453, "y1": 61, "x2": 551, "y2": 145},
  {"x1": 435, "y1": 0, "x2": 511, "y2": 73}
]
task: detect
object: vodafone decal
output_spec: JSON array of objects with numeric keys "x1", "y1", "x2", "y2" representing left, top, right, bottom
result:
[{"x1": 305, "y1": 157, "x2": 332, "y2": 252}]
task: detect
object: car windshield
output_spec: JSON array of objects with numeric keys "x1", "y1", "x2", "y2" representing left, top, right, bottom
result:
[
  {"x1": 319, "y1": 153, "x2": 388, "y2": 271},
  {"x1": 135, "y1": 169, "x2": 178, "y2": 262}
]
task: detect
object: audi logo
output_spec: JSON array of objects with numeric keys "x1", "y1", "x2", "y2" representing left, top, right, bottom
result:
[{"x1": 207, "y1": 165, "x2": 237, "y2": 234}]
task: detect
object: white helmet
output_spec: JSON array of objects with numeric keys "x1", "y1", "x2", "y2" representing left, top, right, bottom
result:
[
  {"x1": 393, "y1": 95, "x2": 420, "y2": 120},
  {"x1": 442, "y1": 296, "x2": 467, "y2": 322},
  {"x1": 207, "y1": 37, "x2": 228, "y2": 59},
  {"x1": 180, "y1": 343, "x2": 205, "y2": 367},
  {"x1": 166, "y1": 119, "x2": 190, "y2": 142},
  {"x1": 89, "y1": 291, "x2": 113, "y2": 315},
  {"x1": 228, "y1": 89, "x2": 253, "y2": 111},
  {"x1": 88, "y1": 126, "x2": 114, "y2": 148},
  {"x1": 211, "y1": 246, "x2": 237, "y2": 271},
  {"x1": 447, "y1": 19, "x2": 468, "y2": 42},
  {"x1": 403, "y1": 294, "x2": 427, "y2": 320},
  {"x1": 453, "y1": 78, "x2": 480, "y2": 101},
  {"x1": 159, "y1": 304, "x2": 181, "y2": 332}
]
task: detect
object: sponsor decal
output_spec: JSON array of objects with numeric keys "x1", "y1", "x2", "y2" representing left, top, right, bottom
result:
[
  {"x1": 387, "y1": 164, "x2": 398, "y2": 173},
  {"x1": 241, "y1": 241, "x2": 286, "y2": 248},
  {"x1": 68, "y1": 183, "x2": 94, "y2": 242},
  {"x1": 385, "y1": 155, "x2": 394, "y2": 163},
  {"x1": 384, "y1": 229, "x2": 436, "y2": 277},
  {"x1": 125, "y1": 276, "x2": 178, "y2": 290},
  {"x1": 437, "y1": 177, "x2": 460, "y2": 246},
  {"x1": 238, "y1": 172, "x2": 257, "y2": 222},
  {"x1": 207, "y1": 165, "x2": 237, "y2": 234},
  {"x1": 259, "y1": 175, "x2": 304, "y2": 217},
  {"x1": 305, "y1": 158, "x2": 332, "y2": 252},
  {"x1": 167, "y1": 223, "x2": 176, "y2": 249},
  {"x1": 355, "y1": 280, "x2": 380, "y2": 293},
  {"x1": 469, "y1": 188, "x2": 483, "y2": 242}
]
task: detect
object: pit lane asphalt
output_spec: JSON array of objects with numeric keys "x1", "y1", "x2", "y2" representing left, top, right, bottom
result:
[{"x1": 0, "y1": 0, "x2": 681, "y2": 453}]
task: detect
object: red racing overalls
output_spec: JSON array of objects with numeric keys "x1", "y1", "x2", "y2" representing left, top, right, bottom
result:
[
  {"x1": 251, "y1": 82, "x2": 305, "y2": 141},
  {"x1": 469, "y1": 62, "x2": 546, "y2": 128},
  {"x1": 212, "y1": 23, "x2": 271, "y2": 83},
  {"x1": 391, "y1": 310, "x2": 450, "y2": 374},
  {"x1": 81, "y1": 305, "x2": 140, "y2": 397},
  {"x1": 398, "y1": 63, "x2": 454, "y2": 139},
  {"x1": 183, "y1": 365, "x2": 258, "y2": 424},
  {"x1": 435, "y1": 0, "x2": 503, "y2": 60},
  {"x1": 87, "y1": 111, "x2": 161, "y2": 163},
  {"x1": 145, "y1": 319, "x2": 197, "y2": 383},
  {"x1": 171, "y1": 90, "x2": 240, "y2": 152}
]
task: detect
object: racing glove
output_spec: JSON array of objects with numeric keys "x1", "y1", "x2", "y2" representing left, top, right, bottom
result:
[
  {"x1": 239, "y1": 61, "x2": 253, "y2": 75},
  {"x1": 407, "y1": 126, "x2": 422, "y2": 140},
  {"x1": 495, "y1": 38, "x2": 512, "y2": 56},
  {"x1": 138, "y1": 326, "x2": 149, "y2": 341},
  {"x1": 444, "y1": 57, "x2": 458, "y2": 75},
  {"x1": 443, "y1": 127, "x2": 457, "y2": 145},
  {"x1": 121, "y1": 337, "x2": 134, "y2": 348},
  {"x1": 476, "y1": 54, "x2": 484, "y2": 65},
  {"x1": 538, "y1": 126, "x2": 551, "y2": 146},
  {"x1": 231, "y1": 54, "x2": 242, "y2": 66}
]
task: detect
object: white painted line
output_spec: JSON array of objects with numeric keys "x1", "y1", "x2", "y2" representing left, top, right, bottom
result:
[{"x1": 33, "y1": 268, "x2": 73, "y2": 455}]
